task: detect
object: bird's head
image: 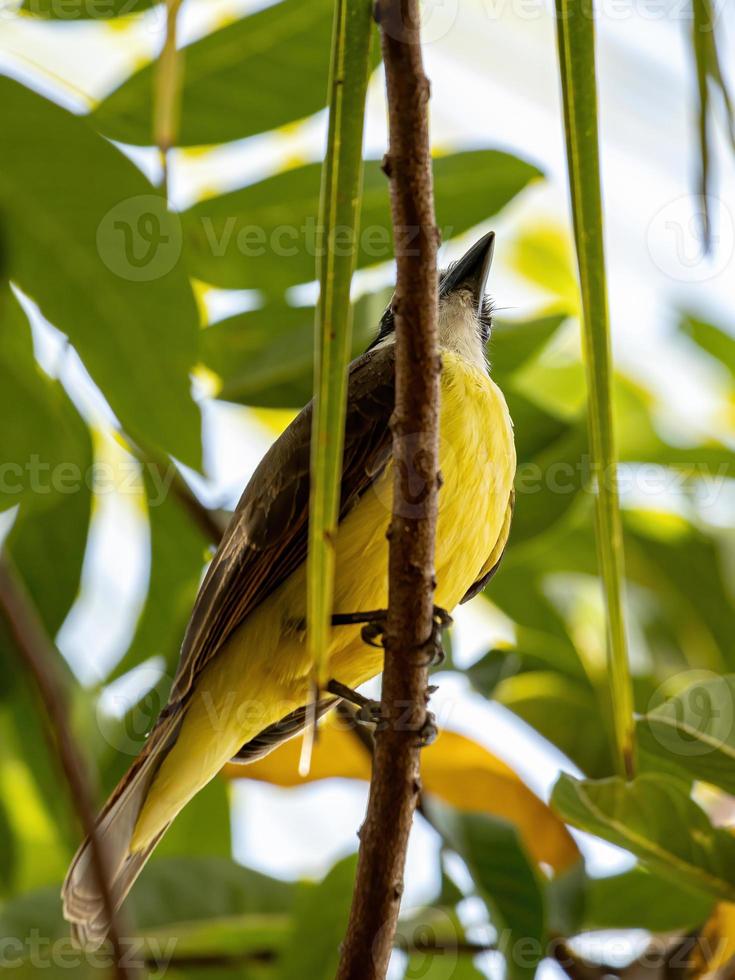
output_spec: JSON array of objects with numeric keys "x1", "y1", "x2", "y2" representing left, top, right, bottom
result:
[{"x1": 368, "y1": 230, "x2": 495, "y2": 371}]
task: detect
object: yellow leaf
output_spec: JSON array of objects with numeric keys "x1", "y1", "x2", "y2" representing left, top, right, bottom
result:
[{"x1": 223, "y1": 718, "x2": 579, "y2": 873}]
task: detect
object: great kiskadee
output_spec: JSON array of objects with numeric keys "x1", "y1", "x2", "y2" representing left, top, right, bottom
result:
[{"x1": 62, "y1": 230, "x2": 516, "y2": 945}]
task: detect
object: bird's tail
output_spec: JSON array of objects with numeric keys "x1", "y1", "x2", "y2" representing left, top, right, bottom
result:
[{"x1": 61, "y1": 716, "x2": 179, "y2": 949}]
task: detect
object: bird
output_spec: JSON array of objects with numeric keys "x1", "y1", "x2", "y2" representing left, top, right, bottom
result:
[{"x1": 62, "y1": 230, "x2": 516, "y2": 947}]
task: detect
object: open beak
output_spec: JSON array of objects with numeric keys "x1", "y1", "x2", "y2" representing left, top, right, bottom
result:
[{"x1": 439, "y1": 231, "x2": 495, "y2": 312}]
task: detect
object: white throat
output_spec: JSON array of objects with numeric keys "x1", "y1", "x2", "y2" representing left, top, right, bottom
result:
[{"x1": 438, "y1": 291, "x2": 488, "y2": 372}]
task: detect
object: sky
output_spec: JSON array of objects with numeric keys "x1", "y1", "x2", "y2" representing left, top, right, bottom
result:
[{"x1": 1, "y1": 0, "x2": 734, "y2": 975}]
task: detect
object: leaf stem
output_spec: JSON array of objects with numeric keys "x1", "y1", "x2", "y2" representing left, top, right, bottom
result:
[
  {"x1": 554, "y1": 0, "x2": 636, "y2": 779},
  {"x1": 305, "y1": 0, "x2": 374, "y2": 750}
]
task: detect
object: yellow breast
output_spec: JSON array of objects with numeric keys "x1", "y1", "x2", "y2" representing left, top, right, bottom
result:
[{"x1": 328, "y1": 350, "x2": 516, "y2": 684}]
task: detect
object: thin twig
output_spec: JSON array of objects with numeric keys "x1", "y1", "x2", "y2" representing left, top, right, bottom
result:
[
  {"x1": 336, "y1": 0, "x2": 440, "y2": 975},
  {"x1": 0, "y1": 556, "x2": 134, "y2": 979}
]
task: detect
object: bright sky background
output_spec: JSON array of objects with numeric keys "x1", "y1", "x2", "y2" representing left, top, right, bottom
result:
[{"x1": 1, "y1": 0, "x2": 734, "y2": 975}]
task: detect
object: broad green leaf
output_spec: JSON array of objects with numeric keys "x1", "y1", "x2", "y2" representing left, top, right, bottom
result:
[
  {"x1": 21, "y1": 0, "x2": 153, "y2": 17},
  {"x1": 0, "y1": 289, "x2": 82, "y2": 513},
  {"x1": 637, "y1": 675, "x2": 735, "y2": 794},
  {"x1": 545, "y1": 859, "x2": 586, "y2": 938},
  {"x1": 495, "y1": 672, "x2": 614, "y2": 778},
  {"x1": 0, "y1": 76, "x2": 201, "y2": 468},
  {"x1": 144, "y1": 912, "x2": 291, "y2": 966},
  {"x1": 278, "y1": 854, "x2": 357, "y2": 980},
  {"x1": 0, "y1": 795, "x2": 17, "y2": 894},
  {"x1": 108, "y1": 466, "x2": 208, "y2": 681},
  {"x1": 201, "y1": 293, "x2": 387, "y2": 408},
  {"x1": 92, "y1": 0, "x2": 338, "y2": 147},
  {"x1": 509, "y1": 408, "x2": 587, "y2": 544},
  {"x1": 128, "y1": 856, "x2": 296, "y2": 932},
  {"x1": 0, "y1": 743, "x2": 70, "y2": 890},
  {"x1": 489, "y1": 314, "x2": 566, "y2": 384},
  {"x1": 428, "y1": 801, "x2": 545, "y2": 980},
  {"x1": 307, "y1": 0, "x2": 375, "y2": 692},
  {"x1": 554, "y1": 0, "x2": 635, "y2": 776},
  {"x1": 0, "y1": 296, "x2": 92, "y2": 851},
  {"x1": 405, "y1": 955, "x2": 485, "y2": 979},
  {"x1": 552, "y1": 773, "x2": 735, "y2": 901},
  {"x1": 584, "y1": 866, "x2": 713, "y2": 933},
  {"x1": 625, "y1": 521, "x2": 735, "y2": 672},
  {"x1": 182, "y1": 151, "x2": 542, "y2": 291},
  {"x1": 680, "y1": 313, "x2": 735, "y2": 380}
]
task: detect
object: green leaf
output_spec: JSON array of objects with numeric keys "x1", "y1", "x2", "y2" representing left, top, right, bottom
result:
[
  {"x1": 202, "y1": 290, "x2": 390, "y2": 408},
  {"x1": 0, "y1": 795, "x2": 17, "y2": 894},
  {"x1": 0, "y1": 75, "x2": 201, "y2": 468},
  {"x1": 489, "y1": 314, "x2": 566, "y2": 384},
  {"x1": 510, "y1": 415, "x2": 587, "y2": 545},
  {"x1": 21, "y1": 0, "x2": 154, "y2": 18},
  {"x1": 583, "y1": 866, "x2": 713, "y2": 933},
  {"x1": 404, "y1": 955, "x2": 485, "y2": 979},
  {"x1": 0, "y1": 294, "x2": 92, "y2": 851},
  {"x1": 0, "y1": 289, "x2": 80, "y2": 513},
  {"x1": 545, "y1": 859, "x2": 586, "y2": 938},
  {"x1": 128, "y1": 856, "x2": 296, "y2": 932},
  {"x1": 495, "y1": 672, "x2": 614, "y2": 778},
  {"x1": 428, "y1": 801, "x2": 545, "y2": 980},
  {"x1": 307, "y1": 0, "x2": 375, "y2": 691},
  {"x1": 680, "y1": 312, "x2": 735, "y2": 380},
  {"x1": 552, "y1": 773, "x2": 735, "y2": 902},
  {"x1": 277, "y1": 854, "x2": 357, "y2": 980},
  {"x1": 182, "y1": 150, "x2": 542, "y2": 291},
  {"x1": 554, "y1": 0, "x2": 635, "y2": 776},
  {"x1": 637, "y1": 675, "x2": 735, "y2": 794},
  {"x1": 92, "y1": 0, "x2": 339, "y2": 147},
  {"x1": 109, "y1": 466, "x2": 208, "y2": 681},
  {"x1": 144, "y1": 912, "x2": 291, "y2": 968},
  {"x1": 625, "y1": 520, "x2": 735, "y2": 672}
]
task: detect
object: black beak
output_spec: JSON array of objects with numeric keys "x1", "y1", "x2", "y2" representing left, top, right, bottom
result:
[{"x1": 439, "y1": 231, "x2": 495, "y2": 312}]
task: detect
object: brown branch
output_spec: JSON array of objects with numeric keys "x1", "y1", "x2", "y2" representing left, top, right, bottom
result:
[
  {"x1": 336, "y1": 0, "x2": 440, "y2": 975},
  {"x1": 0, "y1": 556, "x2": 136, "y2": 980}
]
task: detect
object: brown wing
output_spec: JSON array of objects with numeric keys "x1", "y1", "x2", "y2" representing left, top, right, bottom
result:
[
  {"x1": 460, "y1": 489, "x2": 515, "y2": 604},
  {"x1": 169, "y1": 344, "x2": 396, "y2": 706}
]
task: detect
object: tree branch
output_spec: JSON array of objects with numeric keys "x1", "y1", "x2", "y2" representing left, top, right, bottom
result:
[
  {"x1": 336, "y1": 0, "x2": 440, "y2": 975},
  {"x1": 0, "y1": 556, "x2": 135, "y2": 979}
]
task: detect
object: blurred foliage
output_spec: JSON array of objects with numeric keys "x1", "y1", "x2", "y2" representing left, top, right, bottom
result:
[{"x1": 1, "y1": 0, "x2": 735, "y2": 977}]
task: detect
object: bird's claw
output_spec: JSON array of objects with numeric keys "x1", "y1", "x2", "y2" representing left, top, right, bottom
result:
[
  {"x1": 421, "y1": 606, "x2": 453, "y2": 667},
  {"x1": 355, "y1": 699, "x2": 384, "y2": 726}
]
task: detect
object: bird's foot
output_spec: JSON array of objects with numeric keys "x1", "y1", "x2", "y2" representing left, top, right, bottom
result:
[
  {"x1": 326, "y1": 679, "x2": 383, "y2": 726},
  {"x1": 331, "y1": 608, "x2": 388, "y2": 648},
  {"x1": 422, "y1": 606, "x2": 453, "y2": 667},
  {"x1": 327, "y1": 679, "x2": 439, "y2": 748},
  {"x1": 331, "y1": 605, "x2": 453, "y2": 666}
]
